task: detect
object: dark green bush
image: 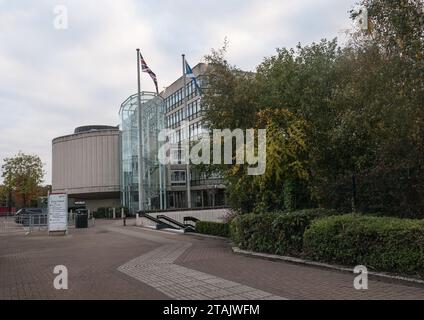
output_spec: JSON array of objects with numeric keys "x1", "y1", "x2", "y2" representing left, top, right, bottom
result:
[
  {"x1": 196, "y1": 221, "x2": 230, "y2": 238},
  {"x1": 116, "y1": 206, "x2": 130, "y2": 216},
  {"x1": 93, "y1": 208, "x2": 106, "y2": 219},
  {"x1": 93, "y1": 207, "x2": 128, "y2": 219},
  {"x1": 303, "y1": 214, "x2": 424, "y2": 277},
  {"x1": 316, "y1": 167, "x2": 424, "y2": 218},
  {"x1": 230, "y1": 208, "x2": 339, "y2": 256}
]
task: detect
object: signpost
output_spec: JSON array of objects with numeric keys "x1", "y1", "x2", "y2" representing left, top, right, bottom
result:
[{"x1": 48, "y1": 193, "x2": 68, "y2": 235}]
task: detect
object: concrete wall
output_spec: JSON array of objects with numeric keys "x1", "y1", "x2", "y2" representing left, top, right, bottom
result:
[
  {"x1": 136, "y1": 208, "x2": 230, "y2": 228},
  {"x1": 84, "y1": 198, "x2": 121, "y2": 213},
  {"x1": 52, "y1": 129, "x2": 120, "y2": 195}
]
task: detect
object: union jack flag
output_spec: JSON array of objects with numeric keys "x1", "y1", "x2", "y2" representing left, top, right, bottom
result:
[{"x1": 140, "y1": 53, "x2": 159, "y2": 94}]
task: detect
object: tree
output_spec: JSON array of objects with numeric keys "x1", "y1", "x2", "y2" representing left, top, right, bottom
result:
[
  {"x1": 203, "y1": 43, "x2": 259, "y2": 131},
  {"x1": 202, "y1": 45, "x2": 313, "y2": 213},
  {"x1": 0, "y1": 185, "x2": 7, "y2": 207},
  {"x1": 1, "y1": 152, "x2": 45, "y2": 208},
  {"x1": 202, "y1": 0, "x2": 424, "y2": 216},
  {"x1": 350, "y1": 0, "x2": 424, "y2": 60}
]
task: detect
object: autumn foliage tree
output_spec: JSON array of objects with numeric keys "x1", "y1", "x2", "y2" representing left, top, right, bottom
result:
[
  {"x1": 202, "y1": 0, "x2": 424, "y2": 217},
  {"x1": 1, "y1": 152, "x2": 45, "y2": 208}
]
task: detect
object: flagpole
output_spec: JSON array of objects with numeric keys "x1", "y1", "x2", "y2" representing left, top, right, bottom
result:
[
  {"x1": 182, "y1": 54, "x2": 191, "y2": 209},
  {"x1": 137, "y1": 48, "x2": 145, "y2": 212}
]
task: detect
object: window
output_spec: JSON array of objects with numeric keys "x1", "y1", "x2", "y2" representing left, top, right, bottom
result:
[
  {"x1": 186, "y1": 80, "x2": 196, "y2": 100},
  {"x1": 171, "y1": 170, "x2": 186, "y2": 186},
  {"x1": 189, "y1": 121, "x2": 202, "y2": 140},
  {"x1": 186, "y1": 99, "x2": 202, "y2": 120}
]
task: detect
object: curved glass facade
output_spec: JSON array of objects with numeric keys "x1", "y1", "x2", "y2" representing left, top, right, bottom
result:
[{"x1": 119, "y1": 92, "x2": 166, "y2": 214}]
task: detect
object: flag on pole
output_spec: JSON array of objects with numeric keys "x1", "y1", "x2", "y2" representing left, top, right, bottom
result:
[
  {"x1": 139, "y1": 52, "x2": 159, "y2": 94},
  {"x1": 184, "y1": 59, "x2": 203, "y2": 94}
]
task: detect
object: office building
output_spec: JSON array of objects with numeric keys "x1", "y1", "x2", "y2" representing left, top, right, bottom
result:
[{"x1": 119, "y1": 63, "x2": 226, "y2": 213}]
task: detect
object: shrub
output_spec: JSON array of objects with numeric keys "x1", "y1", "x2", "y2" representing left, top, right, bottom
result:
[
  {"x1": 93, "y1": 207, "x2": 107, "y2": 219},
  {"x1": 303, "y1": 214, "x2": 424, "y2": 277},
  {"x1": 230, "y1": 208, "x2": 338, "y2": 256},
  {"x1": 196, "y1": 221, "x2": 230, "y2": 238},
  {"x1": 116, "y1": 206, "x2": 130, "y2": 216},
  {"x1": 93, "y1": 207, "x2": 127, "y2": 219},
  {"x1": 316, "y1": 166, "x2": 424, "y2": 218}
]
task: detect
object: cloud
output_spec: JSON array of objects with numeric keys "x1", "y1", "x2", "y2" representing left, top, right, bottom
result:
[{"x1": 0, "y1": 0, "x2": 355, "y2": 184}]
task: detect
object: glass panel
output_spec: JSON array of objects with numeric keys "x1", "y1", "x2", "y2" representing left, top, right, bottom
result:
[{"x1": 119, "y1": 92, "x2": 166, "y2": 213}]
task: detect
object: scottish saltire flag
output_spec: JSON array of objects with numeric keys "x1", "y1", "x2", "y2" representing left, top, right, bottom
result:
[
  {"x1": 185, "y1": 59, "x2": 202, "y2": 94},
  {"x1": 140, "y1": 53, "x2": 159, "y2": 94}
]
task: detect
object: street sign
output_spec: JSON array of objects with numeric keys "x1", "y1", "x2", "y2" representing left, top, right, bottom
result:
[{"x1": 48, "y1": 193, "x2": 68, "y2": 234}]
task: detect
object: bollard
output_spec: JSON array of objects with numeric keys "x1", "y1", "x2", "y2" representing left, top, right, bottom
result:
[{"x1": 113, "y1": 207, "x2": 116, "y2": 219}]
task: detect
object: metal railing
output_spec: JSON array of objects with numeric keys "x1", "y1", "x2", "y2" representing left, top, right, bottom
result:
[
  {"x1": 0, "y1": 215, "x2": 20, "y2": 234},
  {"x1": 24, "y1": 214, "x2": 48, "y2": 232}
]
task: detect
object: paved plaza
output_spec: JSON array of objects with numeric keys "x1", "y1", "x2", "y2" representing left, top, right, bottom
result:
[{"x1": 1, "y1": 217, "x2": 424, "y2": 300}]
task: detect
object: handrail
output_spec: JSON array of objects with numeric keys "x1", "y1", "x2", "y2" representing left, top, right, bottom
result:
[
  {"x1": 138, "y1": 212, "x2": 177, "y2": 230},
  {"x1": 183, "y1": 216, "x2": 199, "y2": 223},
  {"x1": 157, "y1": 215, "x2": 186, "y2": 228},
  {"x1": 157, "y1": 215, "x2": 196, "y2": 232},
  {"x1": 139, "y1": 206, "x2": 230, "y2": 214}
]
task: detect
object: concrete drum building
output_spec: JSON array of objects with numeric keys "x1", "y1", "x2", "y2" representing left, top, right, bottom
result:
[{"x1": 52, "y1": 125, "x2": 121, "y2": 212}]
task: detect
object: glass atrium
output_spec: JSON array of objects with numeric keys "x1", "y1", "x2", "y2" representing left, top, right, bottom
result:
[{"x1": 119, "y1": 92, "x2": 166, "y2": 214}]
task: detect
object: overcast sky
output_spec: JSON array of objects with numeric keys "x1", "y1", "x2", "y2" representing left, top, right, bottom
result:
[{"x1": 0, "y1": 0, "x2": 356, "y2": 185}]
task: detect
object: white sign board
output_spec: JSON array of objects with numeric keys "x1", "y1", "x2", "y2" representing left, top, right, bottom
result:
[{"x1": 48, "y1": 194, "x2": 68, "y2": 233}]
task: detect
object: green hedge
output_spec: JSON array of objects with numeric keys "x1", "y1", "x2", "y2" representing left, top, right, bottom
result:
[
  {"x1": 196, "y1": 221, "x2": 230, "y2": 237},
  {"x1": 93, "y1": 207, "x2": 107, "y2": 219},
  {"x1": 303, "y1": 214, "x2": 424, "y2": 277},
  {"x1": 230, "y1": 209, "x2": 338, "y2": 256},
  {"x1": 93, "y1": 207, "x2": 129, "y2": 219}
]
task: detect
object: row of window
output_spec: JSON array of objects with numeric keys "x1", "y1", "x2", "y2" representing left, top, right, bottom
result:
[
  {"x1": 168, "y1": 121, "x2": 207, "y2": 144},
  {"x1": 165, "y1": 79, "x2": 201, "y2": 113},
  {"x1": 189, "y1": 121, "x2": 204, "y2": 139},
  {"x1": 186, "y1": 80, "x2": 197, "y2": 101},
  {"x1": 170, "y1": 169, "x2": 222, "y2": 185},
  {"x1": 169, "y1": 127, "x2": 187, "y2": 144},
  {"x1": 166, "y1": 99, "x2": 202, "y2": 128},
  {"x1": 170, "y1": 170, "x2": 186, "y2": 185},
  {"x1": 187, "y1": 99, "x2": 201, "y2": 120},
  {"x1": 165, "y1": 88, "x2": 183, "y2": 112},
  {"x1": 167, "y1": 107, "x2": 185, "y2": 128}
]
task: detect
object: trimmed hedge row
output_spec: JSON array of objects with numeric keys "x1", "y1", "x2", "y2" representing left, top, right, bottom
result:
[
  {"x1": 303, "y1": 214, "x2": 424, "y2": 277},
  {"x1": 196, "y1": 221, "x2": 230, "y2": 237},
  {"x1": 93, "y1": 207, "x2": 129, "y2": 219},
  {"x1": 230, "y1": 209, "x2": 338, "y2": 256},
  {"x1": 93, "y1": 207, "x2": 109, "y2": 219}
]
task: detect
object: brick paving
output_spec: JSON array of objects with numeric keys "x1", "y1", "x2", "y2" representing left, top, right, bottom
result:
[
  {"x1": 1, "y1": 218, "x2": 424, "y2": 300},
  {"x1": 175, "y1": 234, "x2": 424, "y2": 300},
  {"x1": 118, "y1": 242, "x2": 283, "y2": 300},
  {"x1": 0, "y1": 219, "x2": 167, "y2": 300}
]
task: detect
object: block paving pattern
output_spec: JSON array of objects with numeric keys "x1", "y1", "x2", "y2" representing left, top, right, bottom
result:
[
  {"x1": 118, "y1": 241, "x2": 285, "y2": 300},
  {"x1": 2, "y1": 220, "x2": 424, "y2": 300}
]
